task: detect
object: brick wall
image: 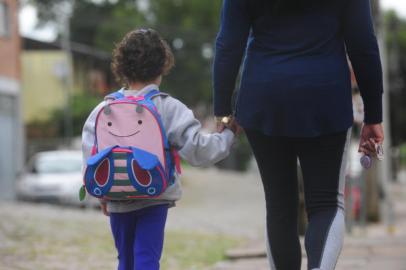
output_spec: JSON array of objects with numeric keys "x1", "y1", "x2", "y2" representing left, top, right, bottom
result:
[{"x1": 0, "y1": 0, "x2": 20, "y2": 80}]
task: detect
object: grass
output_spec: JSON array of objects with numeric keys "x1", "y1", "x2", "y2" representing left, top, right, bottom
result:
[
  {"x1": 400, "y1": 143, "x2": 406, "y2": 167},
  {"x1": 0, "y1": 203, "x2": 240, "y2": 270},
  {"x1": 163, "y1": 231, "x2": 240, "y2": 270}
]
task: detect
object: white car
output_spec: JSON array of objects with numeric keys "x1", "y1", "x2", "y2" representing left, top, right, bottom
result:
[{"x1": 16, "y1": 150, "x2": 99, "y2": 208}]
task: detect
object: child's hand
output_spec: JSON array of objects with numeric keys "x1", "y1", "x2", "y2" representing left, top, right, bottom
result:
[
  {"x1": 216, "y1": 122, "x2": 226, "y2": 133},
  {"x1": 99, "y1": 200, "x2": 110, "y2": 216}
]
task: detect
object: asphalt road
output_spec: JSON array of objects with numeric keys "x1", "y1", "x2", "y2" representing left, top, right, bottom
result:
[{"x1": 167, "y1": 166, "x2": 266, "y2": 239}]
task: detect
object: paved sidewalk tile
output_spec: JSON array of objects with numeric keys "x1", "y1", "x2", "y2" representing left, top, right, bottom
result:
[{"x1": 208, "y1": 181, "x2": 406, "y2": 270}]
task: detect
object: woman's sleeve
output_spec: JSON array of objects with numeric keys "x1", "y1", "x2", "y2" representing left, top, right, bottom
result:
[
  {"x1": 343, "y1": 0, "x2": 383, "y2": 124},
  {"x1": 213, "y1": 0, "x2": 251, "y2": 116}
]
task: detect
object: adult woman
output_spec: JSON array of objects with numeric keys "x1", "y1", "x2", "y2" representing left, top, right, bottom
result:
[{"x1": 213, "y1": 0, "x2": 384, "y2": 269}]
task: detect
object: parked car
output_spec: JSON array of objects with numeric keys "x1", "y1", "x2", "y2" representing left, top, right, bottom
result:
[
  {"x1": 347, "y1": 141, "x2": 363, "y2": 180},
  {"x1": 16, "y1": 150, "x2": 99, "y2": 208}
]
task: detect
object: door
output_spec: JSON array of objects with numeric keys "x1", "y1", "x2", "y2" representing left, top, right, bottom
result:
[{"x1": 0, "y1": 94, "x2": 16, "y2": 200}]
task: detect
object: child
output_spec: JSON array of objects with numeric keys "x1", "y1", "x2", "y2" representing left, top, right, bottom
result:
[{"x1": 82, "y1": 28, "x2": 237, "y2": 270}]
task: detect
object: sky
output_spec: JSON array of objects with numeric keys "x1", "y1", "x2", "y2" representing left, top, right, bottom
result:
[
  {"x1": 382, "y1": 0, "x2": 406, "y2": 17},
  {"x1": 19, "y1": 0, "x2": 406, "y2": 42},
  {"x1": 19, "y1": 5, "x2": 57, "y2": 41}
]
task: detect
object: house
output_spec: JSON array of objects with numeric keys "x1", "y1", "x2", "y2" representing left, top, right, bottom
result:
[
  {"x1": 0, "y1": 0, "x2": 24, "y2": 200},
  {"x1": 21, "y1": 37, "x2": 113, "y2": 124}
]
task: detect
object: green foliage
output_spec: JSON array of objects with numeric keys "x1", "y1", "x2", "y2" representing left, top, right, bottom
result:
[
  {"x1": 149, "y1": 0, "x2": 222, "y2": 105},
  {"x1": 162, "y1": 231, "x2": 241, "y2": 270},
  {"x1": 385, "y1": 11, "x2": 406, "y2": 146},
  {"x1": 28, "y1": 0, "x2": 253, "y2": 171},
  {"x1": 400, "y1": 143, "x2": 406, "y2": 167},
  {"x1": 93, "y1": 5, "x2": 146, "y2": 52},
  {"x1": 70, "y1": 1, "x2": 147, "y2": 52},
  {"x1": 29, "y1": 0, "x2": 222, "y2": 106},
  {"x1": 50, "y1": 92, "x2": 102, "y2": 137}
]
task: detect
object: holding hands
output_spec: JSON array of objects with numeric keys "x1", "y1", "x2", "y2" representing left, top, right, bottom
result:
[{"x1": 215, "y1": 116, "x2": 242, "y2": 135}]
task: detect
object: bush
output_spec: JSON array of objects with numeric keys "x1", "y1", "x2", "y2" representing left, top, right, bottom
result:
[{"x1": 50, "y1": 93, "x2": 102, "y2": 137}]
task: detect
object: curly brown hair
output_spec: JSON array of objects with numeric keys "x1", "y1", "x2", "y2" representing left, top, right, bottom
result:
[{"x1": 111, "y1": 28, "x2": 175, "y2": 86}]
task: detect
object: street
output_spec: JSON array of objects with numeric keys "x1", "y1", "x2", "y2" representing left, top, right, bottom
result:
[{"x1": 1, "y1": 167, "x2": 406, "y2": 269}]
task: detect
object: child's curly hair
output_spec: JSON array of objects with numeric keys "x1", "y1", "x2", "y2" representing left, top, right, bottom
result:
[{"x1": 111, "y1": 28, "x2": 175, "y2": 86}]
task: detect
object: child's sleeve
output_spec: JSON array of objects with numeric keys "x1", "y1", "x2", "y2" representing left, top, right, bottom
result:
[
  {"x1": 81, "y1": 103, "x2": 104, "y2": 170},
  {"x1": 161, "y1": 97, "x2": 235, "y2": 167}
]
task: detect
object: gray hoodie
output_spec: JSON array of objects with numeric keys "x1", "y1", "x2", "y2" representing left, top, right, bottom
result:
[{"x1": 82, "y1": 84, "x2": 234, "y2": 213}]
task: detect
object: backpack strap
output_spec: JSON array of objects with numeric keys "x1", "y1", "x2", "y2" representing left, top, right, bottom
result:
[
  {"x1": 144, "y1": 89, "x2": 164, "y2": 100},
  {"x1": 104, "y1": 90, "x2": 125, "y2": 101},
  {"x1": 105, "y1": 89, "x2": 167, "y2": 102},
  {"x1": 140, "y1": 89, "x2": 178, "y2": 180}
]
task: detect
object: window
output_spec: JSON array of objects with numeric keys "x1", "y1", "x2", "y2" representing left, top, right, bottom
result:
[{"x1": 0, "y1": 2, "x2": 10, "y2": 37}]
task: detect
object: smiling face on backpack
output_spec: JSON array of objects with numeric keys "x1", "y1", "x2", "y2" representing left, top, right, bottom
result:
[{"x1": 96, "y1": 103, "x2": 166, "y2": 166}]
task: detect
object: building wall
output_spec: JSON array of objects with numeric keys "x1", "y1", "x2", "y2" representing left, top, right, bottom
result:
[
  {"x1": 0, "y1": 0, "x2": 23, "y2": 200},
  {"x1": 0, "y1": 0, "x2": 20, "y2": 80},
  {"x1": 21, "y1": 51, "x2": 68, "y2": 122}
]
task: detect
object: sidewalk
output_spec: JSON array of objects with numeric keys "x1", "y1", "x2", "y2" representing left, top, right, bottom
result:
[
  {"x1": 208, "y1": 181, "x2": 406, "y2": 270},
  {"x1": 1, "y1": 167, "x2": 405, "y2": 269}
]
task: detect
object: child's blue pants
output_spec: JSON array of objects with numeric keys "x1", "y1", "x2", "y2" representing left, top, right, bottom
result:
[{"x1": 110, "y1": 204, "x2": 168, "y2": 270}]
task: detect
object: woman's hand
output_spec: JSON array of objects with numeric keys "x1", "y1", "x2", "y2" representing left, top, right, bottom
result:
[
  {"x1": 215, "y1": 116, "x2": 231, "y2": 132},
  {"x1": 228, "y1": 119, "x2": 243, "y2": 135},
  {"x1": 358, "y1": 123, "x2": 384, "y2": 156},
  {"x1": 216, "y1": 116, "x2": 242, "y2": 135}
]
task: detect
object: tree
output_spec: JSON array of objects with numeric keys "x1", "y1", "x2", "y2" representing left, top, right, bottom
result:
[
  {"x1": 71, "y1": 1, "x2": 146, "y2": 51},
  {"x1": 149, "y1": 0, "x2": 222, "y2": 106},
  {"x1": 28, "y1": 0, "x2": 223, "y2": 108},
  {"x1": 385, "y1": 11, "x2": 406, "y2": 146}
]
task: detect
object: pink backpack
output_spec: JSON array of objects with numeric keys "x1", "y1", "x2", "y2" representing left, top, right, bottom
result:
[{"x1": 80, "y1": 89, "x2": 180, "y2": 201}]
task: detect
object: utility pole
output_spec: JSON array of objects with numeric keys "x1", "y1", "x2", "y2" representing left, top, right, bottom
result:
[
  {"x1": 56, "y1": 1, "x2": 74, "y2": 147},
  {"x1": 377, "y1": 1, "x2": 396, "y2": 234},
  {"x1": 370, "y1": 0, "x2": 395, "y2": 232}
]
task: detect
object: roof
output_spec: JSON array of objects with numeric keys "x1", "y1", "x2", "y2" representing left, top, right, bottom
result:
[{"x1": 22, "y1": 37, "x2": 111, "y2": 61}]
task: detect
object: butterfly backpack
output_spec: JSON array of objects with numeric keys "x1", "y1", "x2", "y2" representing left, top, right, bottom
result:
[{"x1": 80, "y1": 89, "x2": 181, "y2": 201}]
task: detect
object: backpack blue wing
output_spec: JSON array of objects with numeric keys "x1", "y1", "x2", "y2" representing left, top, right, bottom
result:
[
  {"x1": 130, "y1": 147, "x2": 160, "y2": 170},
  {"x1": 87, "y1": 146, "x2": 115, "y2": 166},
  {"x1": 127, "y1": 147, "x2": 165, "y2": 196},
  {"x1": 85, "y1": 147, "x2": 115, "y2": 198}
]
